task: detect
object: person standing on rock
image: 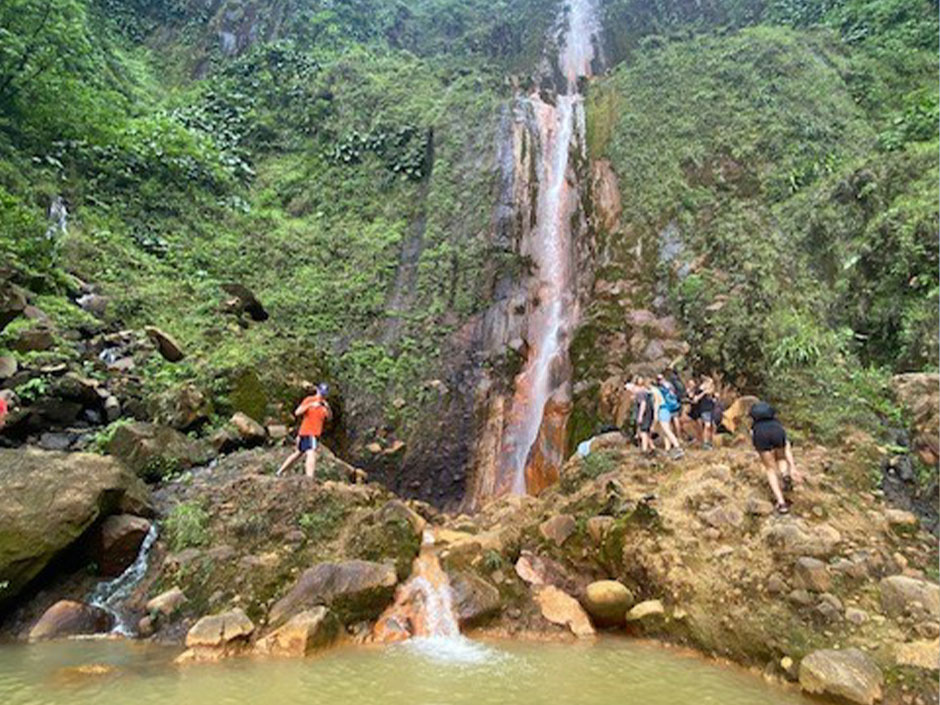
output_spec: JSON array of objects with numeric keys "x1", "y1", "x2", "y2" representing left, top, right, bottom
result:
[
  {"x1": 277, "y1": 383, "x2": 331, "y2": 480},
  {"x1": 750, "y1": 401, "x2": 802, "y2": 514},
  {"x1": 625, "y1": 377, "x2": 654, "y2": 454},
  {"x1": 691, "y1": 376, "x2": 717, "y2": 449},
  {"x1": 651, "y1": 377, "x2": 683, "y2": 458}
]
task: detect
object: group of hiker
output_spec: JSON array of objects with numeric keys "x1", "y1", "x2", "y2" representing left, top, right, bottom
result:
[{"x1": 624, "y1": 369, "x2": 801, "y2": 514}]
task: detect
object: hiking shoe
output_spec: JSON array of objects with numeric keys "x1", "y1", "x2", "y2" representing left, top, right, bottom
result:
[
  {"x1": 703, "y1": 442, "x2": 713, "y2": 450},
  {"x1": 781, "y1": 475, "x2": 794, "y2": 493},
  {"x1": 671, "y1": 448, "x2": 685, "y2": 460},
  {"x1": 775, "y1": 502, "x2": 790, "y2": 515}
]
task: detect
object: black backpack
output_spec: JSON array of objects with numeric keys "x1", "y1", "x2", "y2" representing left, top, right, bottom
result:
[{"x1": 749, "y1": 401, "x2": 776, "y2": 422}]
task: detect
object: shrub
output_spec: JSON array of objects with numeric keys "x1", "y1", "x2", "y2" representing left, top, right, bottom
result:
[{"x1": 164, "y1": 501, "x2": 209, "y2": 552}]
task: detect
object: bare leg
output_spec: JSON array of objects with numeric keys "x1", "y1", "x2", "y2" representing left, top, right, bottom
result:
[
  {"x1": 277, "y1": 450, "x2": 302, "y2": 476},
  {"x1": 784, "y1": 442, "x2": 802, "y2": 484},
  {"x1": 672, "y1": 416, "x2": 682, "y2": 441},
  {"x1": 304, "y1": 448, "x2": 317, "y2": 479},
  {"x1": 760, "y1": 451, "x2": 786, "y2": 506},
  {"x1": 660, "y1": 421, "x2": 681, "y2": 450}
]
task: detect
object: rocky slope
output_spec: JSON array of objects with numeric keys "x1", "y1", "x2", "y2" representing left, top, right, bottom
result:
[{"x1": 4, "y1": 417, "x2": 936, "y2": 703}]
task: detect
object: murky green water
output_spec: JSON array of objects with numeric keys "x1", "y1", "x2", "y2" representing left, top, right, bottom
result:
[{"x1": 0, "y1": 636, "x2": 824, "y2": 705}]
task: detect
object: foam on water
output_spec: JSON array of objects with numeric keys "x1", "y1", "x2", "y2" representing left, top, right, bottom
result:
[{"x1": 401, "y1": 635, "x2": 505, "y2": 666}]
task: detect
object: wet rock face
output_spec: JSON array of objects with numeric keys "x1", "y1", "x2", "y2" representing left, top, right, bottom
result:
[
  {"x1": 799, "y1": 648, "x2": 883, "y2": 705},
  {"x1": 90, "y1": 514, "x2": 152, "y2": 577},
  {"x1": 449, "y1": 572, "x2": 501, "y2": 628},
  {"x1": 268, "y1": 560, "x2": 398, "y2": 627},
  {"x1": 0, "y1": 448, "x2": 151, "y2": 607},
  {"x1": 28, "y1": 600, "x2": 113, "y2": 641}
]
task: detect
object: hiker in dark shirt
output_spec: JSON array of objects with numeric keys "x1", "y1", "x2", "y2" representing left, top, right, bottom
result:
[
  {"x1": 691, "y1": 376, "x2": 717, "y2": 449},
  {"x1": 750, "y1": 401, "x2": 802, "y2": 514},
  {"x1": 625, "y1": 377, "x2": 654, "y2": 455}
]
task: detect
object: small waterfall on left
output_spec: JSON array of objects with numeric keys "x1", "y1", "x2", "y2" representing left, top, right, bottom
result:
[
  {"x1": 87, "y1": 523, "x2": 159, "y2": 636},
  {"x1": 372, "y1": 530, "x2": 490, "y2": 663}
]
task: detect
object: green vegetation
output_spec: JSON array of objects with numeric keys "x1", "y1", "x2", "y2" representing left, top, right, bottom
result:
[
  {"x1": 164, "y1": 501, "x2": 210, "y2": 551},
  {"x1": 297, "y1": 495, "x2": 347, "y2": 539},
  {"x1": 586, "y1": 1, "x2": 937, "y2": 440},
  {"x1": 0, "y1": 0, "x2": 551, "y2": 439}
]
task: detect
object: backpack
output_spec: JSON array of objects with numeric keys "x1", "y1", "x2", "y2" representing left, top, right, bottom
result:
[
  {"x1": 668, "y1": 371, "x2": 687, "y2": 401},
  {"x1": 749, "y1": 401, "x2": 776, "y2": 422},
  {"x1": 660, "y1": 384, "x2": 680, "y2": 413}
]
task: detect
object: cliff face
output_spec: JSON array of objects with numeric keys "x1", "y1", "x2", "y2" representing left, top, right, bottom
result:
[{"x1": 0, "y1": 0, "x2": 936, "y2": 509}]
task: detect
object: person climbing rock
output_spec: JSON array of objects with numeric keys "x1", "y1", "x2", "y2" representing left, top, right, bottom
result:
[
  {"x1": 750, "y1": 400, "x2": 802, "y2": 514},
  {"x1": 692, "y1": 377, "x2": 717, "y2": 449},
  {"x1": 277, "y1": 383, "x2": 332, "y2": 480},
  {"x1": 665, "y1": 367, "x2": 687, "y2": 440},
  {"x1": 625, "y1": 377, "x2": 654, "y2": 455},
  {"x1": 650, "y1": 377, "x2": 683, "y2": 458}
]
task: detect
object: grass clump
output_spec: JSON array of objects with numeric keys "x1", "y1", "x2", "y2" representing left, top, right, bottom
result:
[{"x1": 164, "y1": 501, "x2": 210, "y2": 552}]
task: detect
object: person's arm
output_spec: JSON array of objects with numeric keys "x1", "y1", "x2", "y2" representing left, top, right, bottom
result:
[{"x1": 324, "y1": 401, "x2": 333, "y2": 421}]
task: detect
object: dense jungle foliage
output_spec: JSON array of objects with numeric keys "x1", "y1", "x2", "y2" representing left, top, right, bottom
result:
[
  {"x1": 0, "y1": 0, "x2": 936, "y2": 459},
  {"x1": 587, "y1": 0, "x2": 938, "y2": 440}
]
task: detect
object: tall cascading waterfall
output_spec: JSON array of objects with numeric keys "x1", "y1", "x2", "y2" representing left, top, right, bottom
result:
[{"x1": 493, "y1": 0, "x2": 600, "y2": 498}]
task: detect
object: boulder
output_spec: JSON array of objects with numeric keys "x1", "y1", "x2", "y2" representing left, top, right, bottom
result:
[
  {"x1": 28, "y1": 600, "x2": 113, "y2": 641},
  {"x1": 700, "y1": 504, "x2": 744, "y2": 530},
  {"x1": 720, "y1": 395, "x2": 760, "y2": 433},
  {"x1": 151, "y1": 384, "x2": 211, "y2": 431},
  {"x1": 880, "y1": 576, "x2": 940, "y2": 619},
  {"x1": 894, "y1": 639, "x2": 939, "y2": 671},
  {"x1": 146, "y1": 587, "x2": 187, "y2": 617},
  {"x1": 178, "y1": 608, "x2": 254, "y2": 662},
  {"x1": 539, "y1": 514, "x2": 577, "y2": 546},
  {"x1": 268, "y1": 560, "x2": 398, "y2": 626},
  {"x1": 0, "y1": 355, "x2": 17, "y2": 380},
  {"x1": 793, "y1": 557, "x2": 831, "y2": 593},
  {"x1": 91, "y1": 514, "x2": 152, "y2": 577},
  {"x1": 884, "y1": 509, "x2": 918, "y2": 535},
  {"x1": 253, "y1": 607, "x2": 340, "y2": 658},
  {"x1": 12, "y1": 326, "x2": 54, "y2": 352},
  {"x1": 626, "y1": 599, "x2": 665, "y2": 623},
  {"x1": 581, "y1": 580, "x2": 634, "y2": 625},
  {"x1": 0, "y1": 282, "x2": 27, "y2": 331},
  {"x1": 0, "y1": 448, "x2": 151, "y2": 606},
  {"x1": 144, "y1": 326, "x2": 185, "y2": 362},
  {"x1": 534, "y1": 585, "x2": 595, "y2": 638},
  {"x1": 745, "y1": 496, "x2": 774, "y2": 516},
  {"x1": 799, "y1": 648, "x2": 883, "y2": 705},
  {"x1": 892, "y1": 373, "x2": 939, "y2": 466},
  {"x1": 763, "y1": 521, "x2": 842, "y2": 558},
  {"x1": 108, "y1": 422, "x2": 214, "y2": 481},
  {"x1": 221, "y1": 283, "x2": 268, "y2": 322},
  {"x1": 450, "y1": 572, "x2": 501, "y2": 628},
  {"x1": 230, "y1": 412, "x2": 266, "y2": 446}
]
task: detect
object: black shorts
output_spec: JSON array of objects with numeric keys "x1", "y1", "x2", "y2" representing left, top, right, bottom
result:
[
  {"x1": 298, "y1": 435, "x2": 318, "y2": 452},
  {"x1": 639, "y1": 410, "x2": 654, "y2": 433},
  {"x1": 752, "y1": 421, "x2": 787, "y2": 452}
]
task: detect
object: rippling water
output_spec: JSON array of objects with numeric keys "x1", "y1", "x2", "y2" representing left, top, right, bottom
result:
[{"x1": 0, "y1": 637, "x2": 824, "y2": 705}]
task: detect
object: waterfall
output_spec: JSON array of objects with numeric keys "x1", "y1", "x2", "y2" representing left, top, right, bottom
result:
[
  {"x1": 372, "y1": 530, "x2": 491, "y2": 662},
  {"x1": 497, "y1": 0, "x2": 599, "y2": 497},
  {"x1": 87, "y1": 523, "x2": 159, "y2": 636}
]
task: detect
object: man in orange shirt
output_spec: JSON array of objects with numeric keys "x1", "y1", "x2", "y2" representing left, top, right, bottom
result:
[{"x1": 277, "y1": 383, "x2": 332, "y2": 480}]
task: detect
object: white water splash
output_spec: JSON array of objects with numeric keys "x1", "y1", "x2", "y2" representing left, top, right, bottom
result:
[{"x1": 87, "y1": 523, "x2": 159, "y2": 636}]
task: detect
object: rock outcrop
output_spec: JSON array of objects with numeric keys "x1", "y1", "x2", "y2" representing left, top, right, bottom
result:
[
  {"x1": 177, "y1": 609, "x2": 254, "y2": 662},
  {"x1": 799, "y1": 648, "x2": 884, "y2": 705},
  {"x1": 269, "y1": 560, "x2": 398, "y2": 626},
  {"x1": 108, "y1": 422, "x2": 214, "y2": 481},
  {"x1": 0, "y1": 449, "x2": 151, "y2": 606},
  {"x1": 91, "y1": 514, "x2": 152, "y2": 577},
  {"x1": 253, "y1": 607, "x2": 340, "y2": 658},
  {"x1": 533, "y1": 585, "x2": 595, "y2": 638}
]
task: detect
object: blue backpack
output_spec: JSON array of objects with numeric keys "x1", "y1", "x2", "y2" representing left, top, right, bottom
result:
[{"x1": 660, "y1": 384, "x2": 680, "y2": 413}]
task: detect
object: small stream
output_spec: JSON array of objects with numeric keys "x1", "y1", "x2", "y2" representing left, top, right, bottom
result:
[
  {"x1": 0, "y1": 637, "x2": 826, "y2": 705},
  {"x1": 87, "y1": 524, "x2": 159, "y2": 636}
]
